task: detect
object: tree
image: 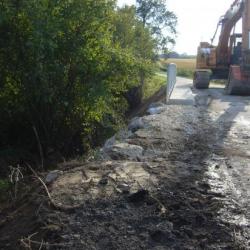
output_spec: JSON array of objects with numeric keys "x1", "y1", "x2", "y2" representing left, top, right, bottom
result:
[
  {"x1": 136, "y1": 0, "x2": 177, "y2": 52},
  {"x1": 0, "y1": 0, "x2": 175, "y2": 171},
  {"x1": 113, "y1": 5, "x2": 155, "y2": 105},
  {"x1": 0, "y1": 0, "x2": 142, "y2": 166},
  {"x1": 114, "y1": 6, "x2": 155, "y2": 62}
]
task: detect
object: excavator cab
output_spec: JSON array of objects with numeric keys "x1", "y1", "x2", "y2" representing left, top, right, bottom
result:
[
  {"x1": 194, "y1": 0, "x2": 250, "y2": 95},
  {"x1": 229, "y1": 33, "x2": 242, "y2": 65}
]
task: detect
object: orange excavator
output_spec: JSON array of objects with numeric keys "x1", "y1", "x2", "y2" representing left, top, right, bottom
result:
[{"x1": 194, "y1": 0, "x2": 250, "y2": 95}]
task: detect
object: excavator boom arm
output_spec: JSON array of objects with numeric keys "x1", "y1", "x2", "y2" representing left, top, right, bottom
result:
[{"x1": 216, "y1": 0, "x2": 244, "y2": 65}]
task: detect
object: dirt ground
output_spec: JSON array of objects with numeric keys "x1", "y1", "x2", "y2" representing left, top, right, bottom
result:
[{"x1": 1, "y1": 79, "x2": 250, "y2": 249}]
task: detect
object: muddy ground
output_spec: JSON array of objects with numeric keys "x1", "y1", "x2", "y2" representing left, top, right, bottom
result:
[{"x1": 1, "y1": 79, "x2": 250, "y2": 249}]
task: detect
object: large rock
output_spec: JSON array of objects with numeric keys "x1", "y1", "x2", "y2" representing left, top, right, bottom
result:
[
  {"x1": 104, "y1": 135, "x2": 116, "y2": 149},
  {"x1": 105, "y1": 143, "x2": 143, "y2": 160},
  {"x1": 128, "y1": 117, "x2": 145, "y2": 132},
  {"x1": 147, "y1": 102, "x2": 166, "y2": 115},
  {"x1": 45, "y1": 170, "x2": 63, "y2": 184}
]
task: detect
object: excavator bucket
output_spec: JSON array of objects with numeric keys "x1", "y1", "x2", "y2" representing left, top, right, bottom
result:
[{"x1": 226, "y1": 65, "x2": 250, "y2": 95}]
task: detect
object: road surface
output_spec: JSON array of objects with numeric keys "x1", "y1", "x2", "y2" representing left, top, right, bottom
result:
[{"x1": 2, "y1": 77, "x2": 250, "y2": 249}]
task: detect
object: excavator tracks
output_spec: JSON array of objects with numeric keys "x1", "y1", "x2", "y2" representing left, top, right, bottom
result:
[{"x1": 193, "y1": 70, "x2": 210, "y2": 89}]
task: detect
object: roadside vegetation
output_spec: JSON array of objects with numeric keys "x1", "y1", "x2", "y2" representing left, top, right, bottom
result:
[
  {"x1": 0, "y1": 0, "x2": 177, "y2": 188},
  {"x1": 143, "y1": 72, "x2": 166, "y2": 99}
]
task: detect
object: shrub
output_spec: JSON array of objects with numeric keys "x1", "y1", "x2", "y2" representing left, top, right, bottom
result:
[{"x1": 0, "y1": 0, "x2": 141, "y2": 163}]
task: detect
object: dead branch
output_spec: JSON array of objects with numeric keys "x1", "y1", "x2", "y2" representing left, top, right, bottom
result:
[
  {"x1": 38, "y1": 240, "x2": 44, "y2": 250},
  {"x1": 9, "y1": 165, "x2": 24, "y2": 200},
  {"x1": 20, "y1": 232, "x2": 70, "y2": 250},
  {"x1": 20, "y1": 232, "x2": 38, "y2": 250},
  {"x1": 32, "y1": 126, "x2": 44, "y2": 170},
  {"x1": 26, "y1": 163, "x2": 86, "y2": 211}
]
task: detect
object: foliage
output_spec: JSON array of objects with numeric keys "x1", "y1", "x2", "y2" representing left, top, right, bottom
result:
[
  {"x1": 143, "y1": 72, "x2": 166, "y2": 99},
  {"x1": 0, "y1": 0, "x2": 177, "y2": 172},
  {"x1": 0, "y1": 0, "x2": 140, "y2": 160},
  {"x1": 0, "y1": 179, "x2": 10, "y2": 192},
  {"x1": 114, "y1": 5, "x2": 155, "y2": 91},
  {"x1": 136, "y1": 0, "x2": 177, "y2": 52},
  {"x1": 165, "y1": 51, "x2": 196, "y2": 59}
]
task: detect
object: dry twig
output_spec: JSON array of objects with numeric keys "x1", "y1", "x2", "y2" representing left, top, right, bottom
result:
[
  {"x1": 32, "y1": 126, "x2": 44, "y2": 170},
  {"x1": 20, "y1": 232, "x2": 70, "y2": 249},
  {"x1": 26, "y1": 163, "x2": 86, "y2": 211},
  {"x1": 9, "y1": 165, "x2": 24, "y2": 200}
]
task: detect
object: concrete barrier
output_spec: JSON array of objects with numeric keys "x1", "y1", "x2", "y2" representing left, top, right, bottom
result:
[{"x1": 166, "y1": 63, "x2": 177, "y2": 103}]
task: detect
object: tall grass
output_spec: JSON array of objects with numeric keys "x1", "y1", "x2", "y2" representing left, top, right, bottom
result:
[{"x1": 143, "y1": 73, "x2": 166, "y2": 99}]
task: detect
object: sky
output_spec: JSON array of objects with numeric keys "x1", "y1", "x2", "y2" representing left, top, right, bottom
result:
[{"x1": 117, "y1": 0, "x2": 242, "y2": 55}]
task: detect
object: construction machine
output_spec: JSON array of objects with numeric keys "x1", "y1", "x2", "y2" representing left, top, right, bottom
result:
[{"x1": 194, "y1": 0, "x2": 250, "y2": 95}]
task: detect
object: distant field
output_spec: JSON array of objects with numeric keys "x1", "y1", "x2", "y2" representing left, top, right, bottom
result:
[
  {"x1": 165, "y1": 58, "x2": 196, "y2": 70},
  {"x1": 159, "y1": 58, "x2": 196, "y2": 78}
]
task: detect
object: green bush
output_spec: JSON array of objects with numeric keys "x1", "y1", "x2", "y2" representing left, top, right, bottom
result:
[
  {"x1": 0, "y1": 0, "x2": 144, "y2": 162},
  {"x1": 0, "y1": 1, "x2": 177, "y2": 174}
]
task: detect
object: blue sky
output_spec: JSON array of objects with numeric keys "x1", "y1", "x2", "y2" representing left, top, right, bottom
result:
[{"x1": 117, "y1": 0, "x2": 241, "y2": 55}]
